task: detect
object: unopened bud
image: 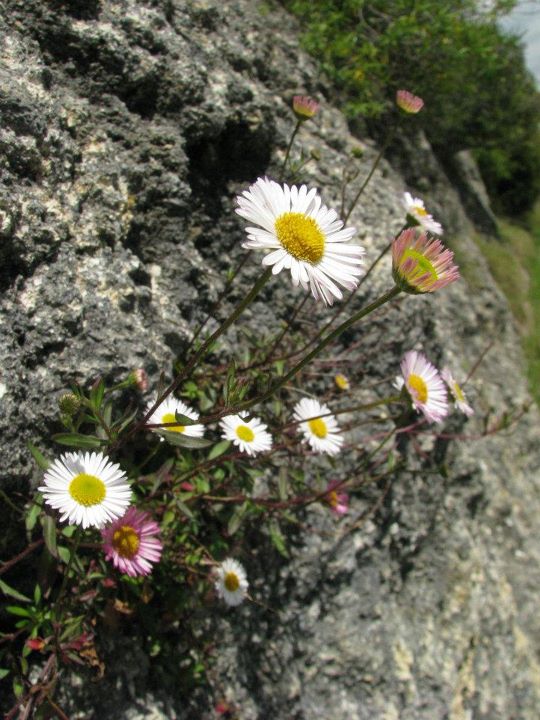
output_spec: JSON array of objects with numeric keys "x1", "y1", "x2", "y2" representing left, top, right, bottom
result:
[
  {"x1": 58, "y1": 392, "x2": 81, "y2": 416},
  {"x1": 129, "y1": 369, "x2": 148, "y2": 392}
]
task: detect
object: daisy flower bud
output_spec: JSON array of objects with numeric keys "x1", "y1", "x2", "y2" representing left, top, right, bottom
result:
[
  {"x1": 58, "y1": 392, "x2": 81, "y2": 416},
  {"x1": 396, "y1": 90, "x2": 424, "y2": 114},
  {"x1": 292, "y1": 95, "x2": 320, "y2": 121}
]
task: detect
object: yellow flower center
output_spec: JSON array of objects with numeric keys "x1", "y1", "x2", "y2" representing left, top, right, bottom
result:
[
  {"x1": 112, "y1": 525, "x2": 140, "y2": 559},
  {"x1": 236, "y1": 425, "x2": 255, "y2": 442},
  {"x1": 412, "y1": 204, "x2": 429, "y2": 217},
  {"x1": 274, "y1": 212, "x2": 325, "y2": 264},
  {"x1": 408, "y1": 374, "x2": 428, "y2": 404},
  {"x1": 308, "y1": 417, "x2": 328, "y2": 438},
  {"x1": 224, "y1": 572, "x2": 240, "y2": 592},
  {"x1": 334, "y1": 374, "x2": 349, "y2": 390},
  {"x1": 162, "y1": 412, "x2": 184, "y2": 433},
  {"x1": 401, "y1": 248, "x2": 438, "y2": 281},
  {"x1": 69, "y1": 473, "x2": 106, "y2": 506},
  {"x1": 453, "y1": 381, "x2": 465, "y2": 403}
]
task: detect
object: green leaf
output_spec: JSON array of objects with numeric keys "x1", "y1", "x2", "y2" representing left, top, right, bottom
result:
[
  {"x1": 0, "y1": 579, "x2": 31, "y2": 603},
  {"x1": 27, "y1": 443, "x2": 50, "y2": 470},
  {"x1": 175, "y1": 499, "x2": 194, "y2": 520},
  {"x1": 25, "y1": 502, "x2": 42, "y2": 533},
  {"x1": 207, "y1": 440, "x2": 231, "y2": 460},
  {"x1": 0, "y1": 668, "x2": 10, "y2": 680},
  {"x1": 227, "y1": 502, "x2": 249, "y2": 536},
  {"x1": 57, "y1": 546, "x2": 71, "y2": 564},
  {"x1": 278, "y1": 467, "x2": 288, "y2": 500},
  {"x1": 160, "y1": 431, "x2": 212, "y2": 449},
  {"x1": 41, "y1": 515, "x2": 58, "y2": 559},
  {"x1": 174, "y1": 411, "x2": 198, "y2": 426},
  {"x1": 52, "y1": 433, "x2": 106, "y2": 448},
  {"x1": 89, "y1": 376, "x2": 105, "y2": 411},
  {"x1": 6, "y1": 605, "x2": 31, "y2": 617},
  {"x1": 269, "y1": 521, "x2": 289, "y2": 558}
]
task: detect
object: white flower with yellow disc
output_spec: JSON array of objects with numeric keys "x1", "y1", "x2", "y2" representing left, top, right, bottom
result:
[
  {"x1": 236, "y1": 177, "x2": 365, "y2": 306},
  {"x1": 39, "y1": 451, "x2": 132, "y2": 529},
  {"x1": 215, "y1": 558, "x2": 249, "y2": 606},
  {"x1": 293, "y1": 397, "x2": 344, "y2": 455},
  {"x1": 400, "y1": 350, "x2": 448, "y2": 423},
  {"x1": 146, "y1": 397, "x2": 204, "y2": 438},
  {"x1": 219, "y1": 412, "x2": 272, "y2": 456}
]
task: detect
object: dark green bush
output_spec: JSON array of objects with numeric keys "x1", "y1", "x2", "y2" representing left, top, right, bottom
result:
[{"x1": 283, "y1": 0, "x2": 540, "y2": 215}]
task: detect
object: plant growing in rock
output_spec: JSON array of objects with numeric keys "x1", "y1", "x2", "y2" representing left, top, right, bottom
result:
[{"x1": 0, "y1": 93, "x2": 527, "y2": 718}]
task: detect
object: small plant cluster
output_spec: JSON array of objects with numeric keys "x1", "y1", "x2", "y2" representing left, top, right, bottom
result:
[{"x1": 0, "y1": 92, "x2": 527, "y2": 717}]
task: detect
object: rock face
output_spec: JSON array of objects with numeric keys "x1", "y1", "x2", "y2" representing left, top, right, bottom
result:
[{"x1": 1, "y1": 1, "x2": 540, "y2": 718}]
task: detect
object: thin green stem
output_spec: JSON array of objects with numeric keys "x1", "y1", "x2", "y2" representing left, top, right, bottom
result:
[
  {"x1": 115, "y1": 268, "x2": 272, "y2": 450},
  {"x1": 234, "y1": 285, "x2": 402, "y2": 414},
  {"x1": 280, "y1": 120, "x2": 302, "y2": 181},
  {"x1": 259, "y1": 293, "x2": 309, "y2": 366},
  {"x1": 54, "y1": 529, "x2": 82, "y2": 622},
  {"x1": 343, "y1": 130, "x2": 395, "y2": 224}
]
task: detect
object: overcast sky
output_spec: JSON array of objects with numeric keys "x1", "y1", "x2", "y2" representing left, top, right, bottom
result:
[{"x1": 500, "y1": 0, "x2": 540, "y2": 84}]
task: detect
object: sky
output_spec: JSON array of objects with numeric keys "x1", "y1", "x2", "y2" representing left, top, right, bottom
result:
[{"x1": 499, "y1": 0, "x2": 540, "y2": 85}]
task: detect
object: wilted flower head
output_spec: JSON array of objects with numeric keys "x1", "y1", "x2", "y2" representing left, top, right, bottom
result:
[
  {"x1": 39, "y1": 452, "x2": 132, "y2": 529},
  {"x1": 324, "y1": 481, "x2": 349, "y2": 516},
  {"x1": 236, "y1": 177, "x2": 365, "y2": 306},
  {"x1": 396, "y1": 90, "x2": 424, "y2": 114},
  {"x1": 392, "y1": 228, "x2": 459, "y2": 294},
  {"x1": 292, "y1": 95, "x2": 320, "y2": 120},
  {"x1": 441, "y1": 367, "x2": 474, "y2": 417},
  {"x1": 102, "y1": 506, "x2": 163, "y2": 577},
  {"x1": 403, "y1": 192, "x2": 443, "y2": 235},
  {"x1": 400, "y1": 350, "x2": 448, "y2": 423}
]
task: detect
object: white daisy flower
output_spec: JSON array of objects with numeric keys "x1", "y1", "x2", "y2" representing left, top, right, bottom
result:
[
  {"x1": 400, "y1": 351, "x2": 448, "y2": 423},
  {"x1": 403, "y1": 192, "x2": 443, "y2": 235},
  {"x1": 236, "y1": 177, "x2": 365, "y2": 306},
  {"x1": 215, "y1": 558, "x2": 249, "y2": 607},
  {"x1": 39, "y1": 451, "x2": 132, "y2": 529},
  {"x1": 146, "y1": 397, "x2": 204, "y2": 438},
  {"x1": 219, "y1": 412, "x2": 272, "y2": 456},
  {"x1": 441, "y1": 367, "x2": 474, "y2": 417},
  {"x1": 293, "y1": 397, "x2": 344, "y2": 455}
]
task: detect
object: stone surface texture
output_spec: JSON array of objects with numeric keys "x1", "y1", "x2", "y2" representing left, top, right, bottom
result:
[{"x1": 1, "y1": 0, "x2": 539, "y2": 718}]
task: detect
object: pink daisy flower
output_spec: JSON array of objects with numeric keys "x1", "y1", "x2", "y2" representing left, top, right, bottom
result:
[
  {"x1": 441, "y1": 367, "x2": 474, "y2": 417},
  {"x1": 324, "y1": 481, "x2": 349, "y2": 516},
  {"x1": 292, "y1": 95, "x2": 320, "y2": 120},
  {"x1": 102, "y1": 507, "x2": 163, "y2": 577},
  {"x1": 392, "y1": 228, "x2": 459, "y2": 294},
  {"x1": 396, "y1": 90, "x2": 424, "y2": 114},
  {"x1": 401, "y1": 351, "x2": 449, "y2": 423}
]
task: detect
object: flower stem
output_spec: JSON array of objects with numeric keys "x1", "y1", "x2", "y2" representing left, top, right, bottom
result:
[
  {"x1": 115, "y1": 267, "x2": 272, "y2": 449},
  {"x1": 280, "y1": 120, "x2": 302, "y2": 181},
  {"x1": 236, "y1": 285, "x2": 402, "y2": 413}
]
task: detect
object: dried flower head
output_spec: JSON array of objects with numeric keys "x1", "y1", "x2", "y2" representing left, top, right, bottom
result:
[{"x1": 324, "y1": 481, "x2": 349, "y2": 516}]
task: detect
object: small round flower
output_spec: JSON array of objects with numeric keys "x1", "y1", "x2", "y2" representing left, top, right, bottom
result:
[
  {"x1": 441, "y1": 367, "x2": 474, "y2": 417},
  {"x1": 334, "y1": 373, "x2": 350, "y2": 391},
  {"x1": 403, "y1": 192, "x2": 443, "y2": 235},
  {"x1": 293, "y1": 397, "x2": 344, "y2": 455},
  {"x1": 39, "y1": 452, "x2": 132, "y2": 529},
  {"x1": 324, "y1": 481, "x2": 349, "y2": 516},
  {"x1": 396, "y1": 90, "x2": 424, "y2": 114},
  {"x1": 146, "y1": 397, "x2": 204, "y2": 438},
  {"x1": 215, "y1": 558, "x2": 248, "y2": 606},
  {"x1": 392, "y1": 227, "x2": 459, "y2": 294},
  {"x1": 102, "y1": 507, "x2": 163, "y2": 577},
  {"x1": 400, "y1": 351, "x2": 448, "y2": 423},
  {"x1": 292, "y1": 94, "x2": 320, "y2": 120},
  {"x1": 219, "y1": 412, "x2": 272, "y2": 456},
  {"x1": 236, "y1": 177, "x2": 365, "y2": 306}
]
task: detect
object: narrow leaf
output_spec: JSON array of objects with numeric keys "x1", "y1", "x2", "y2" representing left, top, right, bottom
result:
[
  {"x1": 0, "y1": 580, "x2": 31, "y2": 603},
  {"x1": 175, "y1": 499, "x2": 195, "y2": 520},
  {"x1": 27, "y1": 443, "x2": 50, "y2": 470},
  {"x1": 52, "y1": 433, "x2": 105, "y2": 448},
  {"x1": 207, "y1": 440, "x2": 231, "y2": 460},
  {"x1": 41, "y1": 515, "x2": 58, "y2": 559},
  {"x1": 161, "y1": 431, "x2": 212, "y2": 449}
]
